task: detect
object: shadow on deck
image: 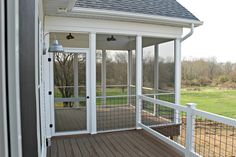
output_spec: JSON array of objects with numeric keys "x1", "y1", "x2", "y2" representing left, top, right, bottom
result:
[{"x1": 47, "y1": 130, "x2": 184, "y2": 157}]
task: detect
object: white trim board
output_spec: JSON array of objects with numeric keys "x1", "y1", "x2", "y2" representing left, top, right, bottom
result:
[{"x1": 45, "y1": 16, "x2": 183, "y2": 39}]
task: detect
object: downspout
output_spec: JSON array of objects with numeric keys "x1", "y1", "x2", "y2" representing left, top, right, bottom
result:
[{"x1": 181, "y1": 23, "x2": 195, "y2": 42}]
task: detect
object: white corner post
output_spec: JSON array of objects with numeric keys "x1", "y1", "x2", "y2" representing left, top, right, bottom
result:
[
  {"x1": 0, "y1": 0, "x2": 8, "y2": 155},
  {"x1": 6, "y1": 0, "x2": 22, "y2": 156},
  {"x1": 136, "y1": 35, "x2": 142, "y2": 129},
  {"x1": 73, "y1": 53, "x2": 79, "y2": 106},
  {"x1": 127, "y1": 50, "x2": 132, "y2": 105},
  {"x1": 101, "y1": 50, "x2": 106, "y2": 107},
  {"x1": 89, "y1": 32, "x2": 97, "y2": 134},
  {"x1": 174, "y1": 38, "x2": 181, "y2": 123},
  {"x1": 153, "y1": 44, "x2": 159, "y2": 115},
  {"x1": 185, "y1": 103, "x2": 196, "y2": 157}
]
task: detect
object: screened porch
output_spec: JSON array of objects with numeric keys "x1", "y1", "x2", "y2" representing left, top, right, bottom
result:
[{"x1": 45, "y1": 32, "x2": 236, "y2": 157}]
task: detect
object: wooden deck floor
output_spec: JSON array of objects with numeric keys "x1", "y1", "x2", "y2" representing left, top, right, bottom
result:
[{"x1": 47, "y1": 130, "x2": 184, "y2": 157}]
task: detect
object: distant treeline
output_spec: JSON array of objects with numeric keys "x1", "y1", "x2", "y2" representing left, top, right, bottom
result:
[{"x1": 182, "y1": 57, "x2": 236, "y2": 88}]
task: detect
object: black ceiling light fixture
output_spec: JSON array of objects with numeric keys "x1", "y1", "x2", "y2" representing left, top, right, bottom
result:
[
  {"x1": 66, "y1": 33, "x2": 75, "y2": 40},
  {"x1": 107, "y1": 35, "x2": 116, "y2": 41}
]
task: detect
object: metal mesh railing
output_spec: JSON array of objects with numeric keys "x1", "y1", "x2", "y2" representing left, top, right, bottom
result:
[
  {"x1": 96, "y1": 95, "x2": 136, "y2": 132},
  {"x1": 193, "y1": 116, "x2": 236, "y2": 157},
  {"x1": 141, "y1": 98, "x2": 187, "y2": 148},
  {"x1": 139, "y1": 95, "x2": 236, "y2": 157}
]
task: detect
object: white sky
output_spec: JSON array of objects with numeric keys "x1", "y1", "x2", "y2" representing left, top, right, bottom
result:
[{"x1": 177, "y1": 0, "x2": 236, "y2": 63}]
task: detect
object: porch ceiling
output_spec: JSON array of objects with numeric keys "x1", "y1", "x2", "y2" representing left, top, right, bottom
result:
[{"x1": 50, "y1": 32, "x2": 173, "y2": 50}]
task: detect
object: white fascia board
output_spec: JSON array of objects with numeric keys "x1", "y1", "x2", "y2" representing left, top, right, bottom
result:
[
  {"x1": 45, "y1": 16, "x2": 183, "y2": 39},
  {"x1": 71, "y1": 7, "x2": 203, "y2": 28}
]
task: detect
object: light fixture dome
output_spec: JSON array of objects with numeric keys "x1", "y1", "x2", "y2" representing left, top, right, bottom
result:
[{"x1": 48, "y1": 40, "x2": 64, "y2": 52}]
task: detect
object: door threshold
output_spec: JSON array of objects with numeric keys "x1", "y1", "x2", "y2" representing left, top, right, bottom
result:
[{"x1": 53, "y1": 130, "x2": 89, "y2": 137}]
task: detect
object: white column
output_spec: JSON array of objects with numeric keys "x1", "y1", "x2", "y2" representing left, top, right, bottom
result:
[
  {"x1": 153, "y1": 44, "x2": 159, "y2": 115},
  {"x1": 136, "y1": 35, "x2": 142, "y2": 129},
  {"x1": 101, "y1": 50, "x2": 106, "y2": 107},
  {"x1": 127, "y1": 50, "x2": 132, "y2": 105},
  {"x1": 73, "y1": 53, "x2": 79, "y2": 106},
  {"x1": 89, "y1": 32, "x2": 97, "y2": 134},
  {"x1": 175, "y1": 38, "x2": 181, "y2": 123}
]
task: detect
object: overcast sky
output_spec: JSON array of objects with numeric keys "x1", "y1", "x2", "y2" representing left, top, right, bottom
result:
[{"x1": 177, "y1": 0, "x2": 236, "y2": 63}]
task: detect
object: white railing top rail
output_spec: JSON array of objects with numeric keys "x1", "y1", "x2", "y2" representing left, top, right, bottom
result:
[
  {"x1": 144, "y1": 93, "x2": 175, "y2": 96},
  {"x1": 55, "y1": 84, "x2": 129, "y2": 88},
  {"x1": 96, "y1": 95, "x2": 136, "y2": 98},
  {"x1": 193, "y1": 108, "x2": 236, "y2": 127},
  {"x1": 139, "y1": 95, "x2": 188, "y2": 112},
  {"x1": 139, "y1": 94, "x2": 236, "y2": 127}
]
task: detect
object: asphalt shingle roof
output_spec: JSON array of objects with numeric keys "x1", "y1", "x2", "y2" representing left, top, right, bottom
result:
[{"x1": 75, "y1": 0, "x2": 199, "y2": 21}]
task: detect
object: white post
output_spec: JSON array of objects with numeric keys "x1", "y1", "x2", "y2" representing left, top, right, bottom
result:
[
  {"x1": 127, "y1": 50, "x2": 132, "y2": 105},
  {"x1": 185, "y1": 103, "x2": 197, "y2": 157},
  {"x1": 0, "y1": 1, "x2": 8, "y2": 155},
  {"x1": 153, "y1": 44, "x2": 159, "y2": 115},
  {"x1": 73, "y1": 53, "x2": 79, "y2": 107},
  {"x1": 44, "y1": 33, "x2": 54, "y2": 137},
  {"x1": 136, "y1": 35, "x2": 142, "y2": 129},
  {"x1": 89, "y1": 32, "x2": 97, "y2": 134},
  {"x1": 101, "y1": 50, "x2": 106, "y2": 107},
  {"x1": 175, "y1": 38, "x2": 181, "y2": 123}
]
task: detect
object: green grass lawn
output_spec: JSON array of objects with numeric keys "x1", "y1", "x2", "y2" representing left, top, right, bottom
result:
[{"x1": 181, "y1": 87, "x2": 236, "y2": 119}]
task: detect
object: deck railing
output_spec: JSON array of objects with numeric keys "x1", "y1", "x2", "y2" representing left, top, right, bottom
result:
[
  {"x1": 96, "y1": 95, "x2": 136, "y2": 132},
  {"x1": 139, "y1": 95, "x2": 236, "y2": 157}
]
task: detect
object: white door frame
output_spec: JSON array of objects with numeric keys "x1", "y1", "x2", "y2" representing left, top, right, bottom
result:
[{"x1": 51, "y1": 47, "x2": 91, "y2": 136}]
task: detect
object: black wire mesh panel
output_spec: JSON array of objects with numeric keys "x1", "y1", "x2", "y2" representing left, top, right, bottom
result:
[
  {"x1": 141, "y1": 96, "x2": 187, "y2": 147},
  {"x1": 97, "y1": 95, "x2": 136, "y2": 131},
  {"x1": 193, "y1": 116, "x2": 236, "y2": 157}
]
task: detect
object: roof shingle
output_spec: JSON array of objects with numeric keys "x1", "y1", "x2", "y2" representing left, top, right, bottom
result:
[{"x1": 75, "y1": 0, "x2": 199, "y2": 21}]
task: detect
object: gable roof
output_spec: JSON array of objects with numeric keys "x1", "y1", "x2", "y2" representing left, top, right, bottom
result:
[{"x1": 75, "y1": 0, "x2": 199, "y2": 21}]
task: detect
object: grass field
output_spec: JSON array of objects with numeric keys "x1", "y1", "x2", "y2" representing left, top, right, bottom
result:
[{"x1": 181, "y1": 87, "x2": 236, "y2": 119}]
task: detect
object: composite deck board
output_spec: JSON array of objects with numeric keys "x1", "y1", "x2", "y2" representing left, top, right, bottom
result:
[
  {"x1": 93, "y1": 134, "x2": 114, "y2": 157},
  {"x1": 105, "y1": 133, "x2": 131, "y2": 157},
  {"x1": 98, "y1": 134, "x2": 122, "y2": 157},
  {"x1": 47, "y1": 130, "x2": 184, "y2": 157},
  {"x1": 110, "y1": 133, "x2": 138, "y2": 157},
  {"x1": 129, "y1": 131, "x2": 171, "y2": 157},
  {"x1": 75, "y1": 138, "x2": 90, "y2": 157},
  {"x1": 57, "y1": 139, "x2": 66, "y2": 157},
  {"x1": 64, "y1": 139, "x2": 73, "y2": 157},
  {"x1": 70, "y1": 139, "x2": 82, "y2": 157},
  {"x1": 123, "y1": 132, "x2": 158, "y2": 157},
  {"x1": 50, "y1": 137, "x2": 58, "y2": 157}
]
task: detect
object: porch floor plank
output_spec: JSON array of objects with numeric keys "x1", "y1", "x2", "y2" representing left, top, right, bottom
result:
[{"x1": 47, "y1": 130, "x2": 184, "y2": 157}]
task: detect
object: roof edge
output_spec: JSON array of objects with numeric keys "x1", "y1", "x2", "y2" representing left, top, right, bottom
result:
[{"x1": 71, "y1": 7, "x2": 203, "y2": 28}]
